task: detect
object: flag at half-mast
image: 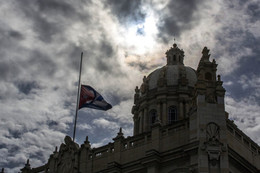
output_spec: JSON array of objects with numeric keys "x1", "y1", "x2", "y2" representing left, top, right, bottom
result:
[{"x1": 78, "y1": 85, "x2": 112, "y2": 111}]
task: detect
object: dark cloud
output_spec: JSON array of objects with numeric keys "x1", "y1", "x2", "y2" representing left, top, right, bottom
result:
[
  {"x1": 100, "y1": 41, "x2": 114, "y2": 58},
  {"x1": 0, "y1": 50, "x2": 56, "y2": 84},
  {"x1": 0, "y1": 28, "x2": 24, "y2": 63},
  {"x1": 127, "y1": 61, "x2": 160, "y2": 72},
  {"x1": 95, "y1": 58, "x2": 110, "y2": 72},
  {"x1": 47, "y1": 120, "x2": 59, "y2": 127},
  {"x1": 157, "y1": 0, "x2": 202, "y2": 43},
  {"x1": 84, "y1": 39, "x2": 128, "y2": 77},
  {"x1": 15, "y1": 0, "x2": 78, "y2": 43},
  {"x1": 29, "y1": 50, "x2": 57, "y2": 77},
  {"x1": 15, "y1": 80, "x2": 40, "y2": 95},
  {"x1": 8, "y1": 30, "x2": 24, "y2": 40},
  {"x1": 0, "y1": 60, "x2": 20, "y2": 80},
  {"x1": 67, "y1": 45, "x2": 85, "y2": 71},
  {"x1": 247, "y1": 2, "x2": 260, "y2": 22},
  {"x1": 0, "y1": 27, "x2": 24, "y2": 42},
  {"x1": 128, "y1": 61, "x2": 149, "y2": 71},
  {"x1": 34, "y1": 18, "x2": 60, "y2": 43},
  {"x1": 106, "y1": 91, "x2": 132, "y2": 105},
  {"x1": 68, "y1": 39, "x2": 116, "y2": 73},
  {"x1": 15, "y1": 5, "x2": 58, "y2": 43},
  {"x1": 29, "y1": 151, "x2": 46, "y2": 162},
  {"x1": 36, "y1": 0, "x2": 76, "y2": 16},
  {"x1": 221, "y1": 31, "x2": 260, "y2": 102},
  {"x1": 105, "y1": 0, "x2": 146, "y2": 24}
]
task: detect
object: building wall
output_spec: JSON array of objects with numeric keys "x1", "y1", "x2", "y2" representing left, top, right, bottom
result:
[
  {"x1": 20, "y1": 46, "x2": 260, "y2": 173},
  {"x1": 83, "y1": 120, "x2": 192, "y2": 173}
]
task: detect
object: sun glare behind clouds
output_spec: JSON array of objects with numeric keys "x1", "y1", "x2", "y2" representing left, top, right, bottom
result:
[{"x1": 121, "y1": 12, "x2": 159, "y2": 55}]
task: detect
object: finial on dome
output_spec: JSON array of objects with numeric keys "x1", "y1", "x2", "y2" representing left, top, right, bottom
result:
[
  {"x1": 217, "y1": 75, "x2": 221, "y2": 81},
  {"x1": 173, "y1": 38, "x2": 177, "y2": 48},
  {"x1": 85, "y1": 136, "x2": 89, "y2": 142}
]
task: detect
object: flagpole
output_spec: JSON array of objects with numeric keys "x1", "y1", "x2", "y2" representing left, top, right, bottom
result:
[{"x1": 73, "y1": 52, "x2": 83, "y2": 142}]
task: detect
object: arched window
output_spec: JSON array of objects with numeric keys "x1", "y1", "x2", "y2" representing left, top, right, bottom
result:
[
  {"x1": 173, "y1": 55, "x2": 176, "y2": 61},
  {"x1": 168, "y1": 106, "x2": 177, "y2": 124},
  {"x1": 149, "y1": 109, "x2": 157, "y2": 125},
  {"x1": 205, "y1": 72, "x2": 212, "y2": 81}
]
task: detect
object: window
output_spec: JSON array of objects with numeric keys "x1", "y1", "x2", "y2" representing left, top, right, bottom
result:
[
  {"x1": 168, "y1": 106, "x2": 177, "y2": 124},
  {"x1": 149, "y1": 109, "x2": 157, "y2": 125}
]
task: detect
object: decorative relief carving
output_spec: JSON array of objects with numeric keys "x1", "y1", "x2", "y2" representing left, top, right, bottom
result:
[
  {"x1": 158, "y1": 66, "x2": 167, "y2": 87},
  {"x1": 134, "y1": 86, "x2": 140, "y2": 103},
  {"x1": 178, "y1": 67, "x2": 188, "y2": 86},
  {"x1": 206, "y1": 122, "x2": 220, "y2": 145},
  {"x1": 205, "y1": 91, "x2": 217, "y2": 104},
  {"x1": 140, "y1": 76, "x2": 148, "y2": 94},
  {"x1": 56, "y1": 136, "x2": 79, "y2": 173},
  {"x1": 201, "y1": 47, "x2": 211, "y2": 61},
  {"x1": 201, "y1": 123, "x2": 226, "y2": 167}
]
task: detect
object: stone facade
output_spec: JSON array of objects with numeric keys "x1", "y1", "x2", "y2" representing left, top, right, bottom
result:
[{"x1": 20, "y1": 44, "x2": 260, "y2": 173}]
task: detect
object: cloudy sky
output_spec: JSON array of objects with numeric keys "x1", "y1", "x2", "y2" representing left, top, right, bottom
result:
[{"x1": 0, "y1": 0, "x2": 259, "y2": 172}]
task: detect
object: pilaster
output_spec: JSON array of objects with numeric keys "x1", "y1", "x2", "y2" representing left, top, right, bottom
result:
[
  {"x1": 151, "y1": 121, "x2": 161, "y2": 151},
  {"x1": 113, "y1": 128, "x2": 124, "y2": 164},
  {"x1": 156, "y1": 102, "x2": 161, "y2": 122},
  {"x1": 142, "y1": 150, "x2": 160, "y2": 173},
  {"x1": 179, "y1": 100, "x2": 184, "y2": 120},
  {"x1": 162, "y1": 102, "x2": 167, "y2": 125},
  {"x1": 144, "y1": 108, "x2": 148, "y2": 132},
  {"x1": 139, "y1": 113, "x2": 143, "y2": 134},
  {"x1": 79, "y1": 136, "x2": 91, "y2": 173}
]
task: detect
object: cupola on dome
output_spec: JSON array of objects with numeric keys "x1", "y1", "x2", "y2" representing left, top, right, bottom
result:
[{"x1": 139, "y1": 43, "x2": 197, "y2": 93}]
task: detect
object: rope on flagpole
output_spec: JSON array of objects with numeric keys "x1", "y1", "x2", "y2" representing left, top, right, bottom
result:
[{"x1": 73, "y1": 52, "x2": 83, "y2": 142}]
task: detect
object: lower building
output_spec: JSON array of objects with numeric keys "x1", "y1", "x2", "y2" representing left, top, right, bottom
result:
[{"x1": 21, "y1": 44, "x2": 260, "y2": 173}]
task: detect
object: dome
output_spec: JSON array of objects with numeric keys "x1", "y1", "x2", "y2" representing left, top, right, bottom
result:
[
  {"x1": 138, "y1": 44, "x2": 197, "y2": 93},
  {"x1": 147, "y1": 65, "x2": 197, "y2": 90}
]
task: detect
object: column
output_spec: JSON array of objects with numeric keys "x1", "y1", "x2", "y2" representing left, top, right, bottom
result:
[
  {"x1": 179, "y1": 101, "x2": 183, "y2": 120},
  {"x1": 143, "y1": 108, "x2": 148, "y2": 132},
  {"x1": 113, "y1": 130, "x2": 124, "y2": 166},
  {"x1": 185, "y1": 101, "x2": 189, "y2": 118},
  {"x1": 162, "y1": 102, "x2": 167, "y2": 125},
  {"x1": 133, "y1": 117, "x2": 137, "y2": 135},
  {"x1": 134, "y1": 113, "x2": 139, "y2": 135},
  {"x1": 139, "y1": 113, "x2": 143, "y2": 134},
  {"x1": 157, "y1": 102, "x2": 161, "y2": 121}
]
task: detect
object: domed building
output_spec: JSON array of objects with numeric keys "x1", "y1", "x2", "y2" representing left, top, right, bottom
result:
[
  {"x1": 20, "y1": 44, "x2": 260, "y2": 173},
  {"x1": 132, "y1": 43, "x2": 197, "y2": 135}
]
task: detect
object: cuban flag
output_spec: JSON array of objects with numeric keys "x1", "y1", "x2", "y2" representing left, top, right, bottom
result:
[{"x1": 78, "y1": 85, "x2": 112, "y2": 111}]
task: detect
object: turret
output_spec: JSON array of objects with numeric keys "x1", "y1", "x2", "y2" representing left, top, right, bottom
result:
[
  {"x1": 166, "y1": 43, "x2": 184, "y2": 65},
  {"x1": 190, "y1": 47, "x2": 229, "y2": 173}
]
